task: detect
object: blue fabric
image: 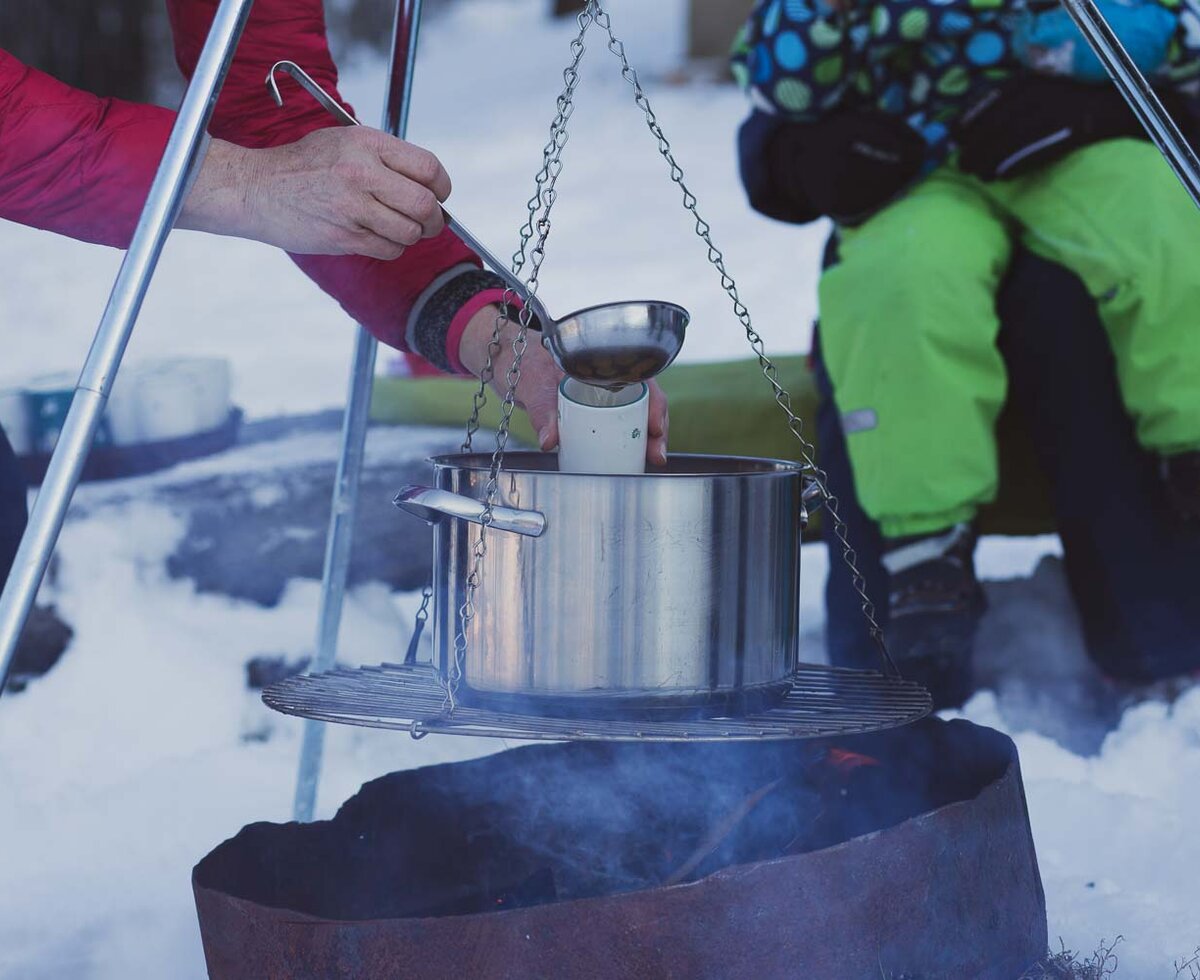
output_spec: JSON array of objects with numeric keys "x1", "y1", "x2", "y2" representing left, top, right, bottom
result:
[
  {"x1": 731, "y1": 0, "x2": 1199, "y2": 167},
  {"x1": 1013, "y1": 1, "x2": 1178, "y2": 82}
]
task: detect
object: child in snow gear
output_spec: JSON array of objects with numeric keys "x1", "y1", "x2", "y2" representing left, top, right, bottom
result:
[
  {"x1": 817, "y1": 246, "x2": 1200, "y2": 689},
  {"x1": 733, "y1": 0, "x2": 1200, "y2": 700}
]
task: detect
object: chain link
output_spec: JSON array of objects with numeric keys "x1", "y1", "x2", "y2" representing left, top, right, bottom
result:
[
  {"x1": 440, "y1": 5, "x2": 600, "y2": 711},
  {"x1": 403, "y1": 584, "x2": 434, "y2": 666},
  {"x1": 591, "y1": 5, "x2": 897, "y2": 674},
  {"x1": 461, "y1": 7, "x2": 594, "y2": 453}
]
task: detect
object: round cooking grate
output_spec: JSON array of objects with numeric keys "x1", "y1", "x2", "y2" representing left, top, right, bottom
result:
[{"x1": 263, "y1": 663, "x2": 931, "y2": 741}]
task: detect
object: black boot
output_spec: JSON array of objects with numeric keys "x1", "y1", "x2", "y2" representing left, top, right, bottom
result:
[
  {"x1": 1162, "y1": 451, "x2": 1200, "y2": 524},
  {"x1": 883, "y1": 523, "x2": 986, "y2": 710}
]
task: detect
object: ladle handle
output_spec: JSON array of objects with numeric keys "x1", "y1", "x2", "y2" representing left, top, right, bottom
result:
[
  {"x1": 439, "y1": 215, "x2": 552, "y2": 328},
  {"x1": 267, "y1": 60, "x2": 553, "y2": 329},
  {"x1": 394, "y1": 486, "x2": 547, "y2": 538}
]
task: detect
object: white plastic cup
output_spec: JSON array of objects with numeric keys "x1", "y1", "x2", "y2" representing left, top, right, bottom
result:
[{"x1": 557, "y1": 378, "x2": 649, "y2": 475}]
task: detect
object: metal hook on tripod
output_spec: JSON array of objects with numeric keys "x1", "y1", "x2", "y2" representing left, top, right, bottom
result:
[{"x1": 266, "y1": 60, "x2": 359, "y2": 128}]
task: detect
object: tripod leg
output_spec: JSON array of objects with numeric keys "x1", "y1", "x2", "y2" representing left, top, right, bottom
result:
[
  {"x1": 1060, "y1": 0, "x2": 1200, "y2": 209},
  {"x1": 0, "y1": 0, "x2": 257, "y2": 698},
  {"x1": 292, "y1": 0, "x2": 428, "y2": 824}
]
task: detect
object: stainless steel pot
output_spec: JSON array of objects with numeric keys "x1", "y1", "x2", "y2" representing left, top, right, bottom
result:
[{"x1": 395, "y1": 453, "x2": 806, "y2": 717}]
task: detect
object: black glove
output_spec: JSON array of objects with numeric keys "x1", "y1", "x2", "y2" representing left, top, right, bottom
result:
[
  {"x1": 738, "y1": 110, "x2": 823, "y2": 224},
  {"x1": 738, "y1": 109, "x2": 926, "y2": 225},
  {"x1": 796, "y1": 110, "x2": 928, "y2": 225},
  {"x1": 956, "y1": 74, "x2": 1163, "y2": 181}
]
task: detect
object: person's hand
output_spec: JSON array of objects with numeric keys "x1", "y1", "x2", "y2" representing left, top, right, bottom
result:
[
  {"x1": 742, "y1": 109, "x2": 925, "y2": 227},
  {"x1": 793, "y1": 110, "x2": 926, "y2": 225},
  {"x1": 458, "y1": 306, "x2": 670, "y2": 465},
  {"x1": 955, "y1": 76, "x2": 1146, "y2": 181},
  {"x1": 179, "y1": 129, "x2": 451, "y2": 258}
]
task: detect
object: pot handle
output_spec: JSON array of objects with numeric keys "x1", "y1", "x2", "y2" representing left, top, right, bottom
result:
[{"x1": 393, "y1": 486, "x2": 546, "y2": 538}]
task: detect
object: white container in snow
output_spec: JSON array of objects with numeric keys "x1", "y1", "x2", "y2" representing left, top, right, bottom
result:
[
  {"x1": 104, "y1": 373, "x2": 143, "y2": 447},
  {"x1": 24, "y1": 372, "x2": 115, "y2": 453},
  {"x1": 19, "y1": 358, "x2": 233, "y2": 453},
  {"x1": 107, "y1": 357, "x2": 232, "y2": 446}
]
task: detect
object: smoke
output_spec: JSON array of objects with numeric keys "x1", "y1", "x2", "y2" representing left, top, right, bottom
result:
[{"x1": 196, "y1": 718, "x2": 1016, "y2": 921}]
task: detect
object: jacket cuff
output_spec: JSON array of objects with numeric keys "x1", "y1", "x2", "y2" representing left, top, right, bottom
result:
[
  {"x1": 442, "y1": 287, "x2": 523, "y2": 375},
  {"x1": 405, "y1": 266, "x2": 518, "y2": 374}
]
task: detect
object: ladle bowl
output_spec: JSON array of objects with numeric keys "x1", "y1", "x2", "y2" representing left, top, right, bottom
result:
[{"x1": 545, "y1": 300, "x2": 689, "y2": 389}]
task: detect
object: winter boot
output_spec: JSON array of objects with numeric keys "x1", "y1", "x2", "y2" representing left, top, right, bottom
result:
[
  {"x1": 882, "y1": 523, "x2": 986, "y2": 710},
  {"x1": 1162, "y1": 451, "x2": 1200, "y2": 523}
]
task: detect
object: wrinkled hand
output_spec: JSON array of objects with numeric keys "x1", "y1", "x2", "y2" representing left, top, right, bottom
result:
[
  {"x1": 180, "y1": 129, "x2": 451, "y2": 259},
  {"x1": 458, "y1": 306, "x2": 669, "y2": 465}
]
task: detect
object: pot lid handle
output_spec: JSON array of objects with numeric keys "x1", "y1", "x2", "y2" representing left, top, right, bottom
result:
[{"x1": 393, "y1": 486, "x2": 546, "y2": 538}]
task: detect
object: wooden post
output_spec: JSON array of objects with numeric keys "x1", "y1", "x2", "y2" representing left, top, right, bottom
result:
[
  {"x1": 687, "y1": 0, "x2": 753, "y2": 62},
  {"x1": 552, "y1": 0, "x2": 588, "y2": 16},
  {"x1": 0, "y1": 0, "x2": 155, "y2": 102}
]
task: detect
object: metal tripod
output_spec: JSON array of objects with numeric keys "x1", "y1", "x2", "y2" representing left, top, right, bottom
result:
[
  {"x1": 0, "y1": 0, "x2": 259, "y2": 692},
  {"x1": 287, "y1": 0, "x2": 1200, "y2": 818},
  {"x1": 290, "y1": 0, "x2": 427, "y2": 824},
  {"x1": 0, "y1": 0, "x2": 1196, "y2": 826},
  {"x1": 0, "y1": 0, "x2": 428, "y2": 825}
]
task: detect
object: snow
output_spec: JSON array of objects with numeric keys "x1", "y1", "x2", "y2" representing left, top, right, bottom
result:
[
  {"x1": 2, "y1": 491, "x2": 1197, "y2": 978},
  {"x1": 959, "y1": 686, "x2": 1200, "y2": 977},
  {"x1": 0, "y1": 1, "x2": 1197, "y2": 977},
  {"x1": 0, "y1": 496, "x2": 504, "y2": 980}
]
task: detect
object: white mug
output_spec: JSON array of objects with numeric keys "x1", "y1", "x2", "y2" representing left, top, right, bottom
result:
[{"x1": 557, "y1": 378, "x2": 649, "y2": 475}]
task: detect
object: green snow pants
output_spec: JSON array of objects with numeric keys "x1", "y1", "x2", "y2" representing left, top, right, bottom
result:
[{"x1": 818, "y1": 138, "x2": 1200, "y2": 539}]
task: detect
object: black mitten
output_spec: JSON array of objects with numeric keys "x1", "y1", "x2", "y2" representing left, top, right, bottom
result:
[
  {"x1": 956, "y1": 75, "x2": 1151, "y2": 180},
  {"x1": 795, "y1": 110, "x2": 927, "y2": 225},
  {"x1": 737, "y1": 109, "x2": 926, "y2": 225},
  {"x1": 737, "y1": 110, "x2": 823, "y2": 225}
]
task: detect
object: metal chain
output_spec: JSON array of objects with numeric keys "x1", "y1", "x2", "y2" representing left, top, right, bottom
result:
[
  {"x1": 441, "y1": 5, "x2": 599, "y2": 711},
  {"x1": 461, "y1": 6, "x2": 595, "y2": 452},
  {"x1": 591, "y1": 4, "x2": 897, "y2": 675},
  {"x1": 403, "y1": 584, "x2": 434, "y2": 666}
]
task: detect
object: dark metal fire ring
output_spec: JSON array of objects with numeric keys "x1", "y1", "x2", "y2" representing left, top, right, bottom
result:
[{"x1": 194, "y1": 718, "x2": 1047, "y2": 980}]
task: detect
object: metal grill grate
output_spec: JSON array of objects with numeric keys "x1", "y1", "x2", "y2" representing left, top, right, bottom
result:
[{"x1": 263, "y1": 663, "x2": 932, "y2": 741}]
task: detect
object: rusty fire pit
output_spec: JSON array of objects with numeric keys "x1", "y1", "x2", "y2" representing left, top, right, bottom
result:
[{"x1": 193, "y1": 718, "x2": 1046, "y2": 979}]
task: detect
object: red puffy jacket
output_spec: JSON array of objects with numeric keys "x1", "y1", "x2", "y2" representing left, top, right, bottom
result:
[{"x1": 0, "y1": 0, "x2": 503, "y2": 371}]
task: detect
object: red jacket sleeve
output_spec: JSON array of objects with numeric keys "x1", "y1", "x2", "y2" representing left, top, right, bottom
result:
[
  {"x1": 167, "y1": 0, "x2": 504, "y2": 369},
  {"x1": 0, "y1": 48, "x2": 175, "y2": 248}
]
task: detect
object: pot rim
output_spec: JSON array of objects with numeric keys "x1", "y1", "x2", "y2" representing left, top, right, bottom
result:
[{"x1": 428, "y1": 451, "x2": 805, "y2": 478}]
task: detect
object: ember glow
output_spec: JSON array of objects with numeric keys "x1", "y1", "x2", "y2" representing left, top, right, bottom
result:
[{"x1": 825, "y1": 747, "x2": 883, "y2": 774}]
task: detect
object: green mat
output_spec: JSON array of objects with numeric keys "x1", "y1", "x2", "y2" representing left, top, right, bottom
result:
[{"x1": 371, "y1": 357, "x2": 1055, "y2": 536}]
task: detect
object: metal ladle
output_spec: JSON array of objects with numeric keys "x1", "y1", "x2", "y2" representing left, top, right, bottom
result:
[{"x1": 266, "y1": 61, "x2": 689, "y2": 389}]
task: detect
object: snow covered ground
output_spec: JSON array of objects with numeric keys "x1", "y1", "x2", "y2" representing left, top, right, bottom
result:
[
  {"x1": 1, "y1": 480, "x2": 1198, "y2": 978},
  {"x1": 1, "y1": 1, "x2": 1198, "y2": 977}
]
